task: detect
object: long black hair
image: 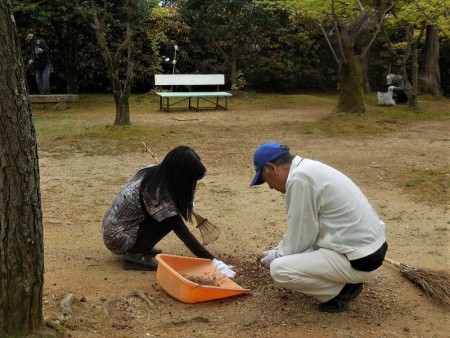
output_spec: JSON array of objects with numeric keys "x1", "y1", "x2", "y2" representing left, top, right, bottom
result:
[{"x1": 140, "y1": 146, "x2": 206, "y2": 221}]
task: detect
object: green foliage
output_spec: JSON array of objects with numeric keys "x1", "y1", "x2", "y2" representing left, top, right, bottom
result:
[
  {"x1": 179, "y1": 0, "x2": 291, "y2": 85},
  {"x1": 12, "y1": 0, "x2": 450, "y2": 95},
  {"x1": 391, "y1": 0, "x2": 450, "y2": 35},
  {"x1": 259, "y1": 0, "x2": 361, "y2": 26},
  {"x1": 383, "y1": 0, "x2": 450, "y2": 57}
]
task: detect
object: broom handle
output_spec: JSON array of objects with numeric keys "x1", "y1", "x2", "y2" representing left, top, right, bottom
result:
[
  {"x1": 384, "y1": 257, "x2": 402, "y2": 268},
  {"x1": 142, "y1": 142, "x2": 160, "y2": 164}
]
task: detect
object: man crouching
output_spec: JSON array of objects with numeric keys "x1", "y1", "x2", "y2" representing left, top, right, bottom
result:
[{"x1": 251, "y1": 142, "x2": 388, "y2": 313}]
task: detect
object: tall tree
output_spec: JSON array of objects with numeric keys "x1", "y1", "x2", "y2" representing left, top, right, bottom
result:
[
  {"x1": 263, "y1": 0, "x2": 398, "y2": 114},
  {"x1": 0, "y1": 0, "x2": 44, "y2": 336},
  {"x1": 385, "y1": 0, "x2": 449, "y2": 99},
  {"x1": 419, "y1": 24, "x2": 442, "y2": 97},
  {"x1": 416, "y1": 0, "x2": 450, "y2": 97},
  {"x1": 76, "y1": 0, "x2": 139, "y2": 125},
  {"x1": 382, "y1": 0, "x2": 449, "y2": 108}
]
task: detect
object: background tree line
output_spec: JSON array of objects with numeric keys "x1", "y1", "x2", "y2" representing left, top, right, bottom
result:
[{"x1": 13, "y1": 0, "x2": 450, "y2": 97}]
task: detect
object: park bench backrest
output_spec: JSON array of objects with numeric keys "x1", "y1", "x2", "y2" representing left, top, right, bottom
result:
[{"x1": 154, "y1": 74, "x2": 225, "y2": 86}]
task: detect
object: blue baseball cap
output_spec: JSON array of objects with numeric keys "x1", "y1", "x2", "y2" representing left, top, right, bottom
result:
[{"x1": 250, "y1": 142, "x2": 289, "y2": 186}]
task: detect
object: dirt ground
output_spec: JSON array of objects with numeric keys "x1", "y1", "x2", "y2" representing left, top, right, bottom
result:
[{"x1": 37, "y1": 95, "x2": 449, "y2": 337}]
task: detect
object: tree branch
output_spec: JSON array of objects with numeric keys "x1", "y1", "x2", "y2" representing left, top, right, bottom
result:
[
  {"x1": 317, "y1": 21, "x2": 340, "y2": 66},
  {"x1": 114, "y1": 0, "x2": 137, "y2": 62},
  {"x1": 356, "y1": 0, "x2": 364, "y2": 11},
  {"x1": 332, "y1": 0, "x2": 347, "y2": 64},
  {"x1": 212, "y1": 40, "x2": 231, "y2": 64},
  {"x1": 382, "y1": 25, "x2": 399, "y2": 59},
  {"x1": 360, "y1": 0, "x2": 400, "y2": 58}
]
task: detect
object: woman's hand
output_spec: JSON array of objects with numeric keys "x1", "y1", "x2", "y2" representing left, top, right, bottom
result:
[{"x1": 212, "y1": 258, "x2": 236, "y2": 278}]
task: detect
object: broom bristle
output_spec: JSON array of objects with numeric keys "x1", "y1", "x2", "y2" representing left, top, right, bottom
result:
[
  {"x1": 399, "y1": 263, "x2": 450, "y2": 309},
  {"x1": 193, "y1": 212, "x2": 221, "y2": 245}
]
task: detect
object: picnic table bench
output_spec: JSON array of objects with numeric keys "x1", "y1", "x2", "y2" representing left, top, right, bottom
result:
[{"x1": 154, "y1": 74, "x2": 232, "y2": 111}]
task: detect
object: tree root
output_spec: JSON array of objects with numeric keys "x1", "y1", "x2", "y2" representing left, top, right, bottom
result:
[
  {"x1": 100, "y1": 297, "x2": 111, "y2": 318},
  {"x1": 132, "y1": 289, "x2": 159, "y2": 313},
  {"x1": 59, "y1": 293, "x2": 74, "y2": 316}
]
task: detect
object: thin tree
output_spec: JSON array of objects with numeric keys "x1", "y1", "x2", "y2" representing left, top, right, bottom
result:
[
  {"x1": 76, "y1": 0, "x2": 139, "y2": 125},
  {"x1": 0, "y1": 0, "x2": 44, "y2": 336},
  {"x1": 384, "y1": 21, "x2": 427, "y2": 110}
]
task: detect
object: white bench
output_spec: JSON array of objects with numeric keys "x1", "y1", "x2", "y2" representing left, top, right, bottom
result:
[{"x1": 154, "y1": 74, "x2": 232, "y2": 111}]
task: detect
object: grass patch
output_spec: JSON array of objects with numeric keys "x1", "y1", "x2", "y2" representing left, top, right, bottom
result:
[
  {"x1": 32, "y1": 93, "x2": 448, "y2": 148},
  {"x1": 229, "y1": 92, "x2": 337, "y2": 110},
  {"x1": 35, "y1": 123, "x2": 200, "y2": 156},
  {"x1": 292, "y1": 113, "x2": 402, "y2": 138},
  {"x1": 287, "y1": 94, "x2": 449, "y2": 138},
  {"x1": 401, "y1": 166, "x2": 450, "y2": 205}
]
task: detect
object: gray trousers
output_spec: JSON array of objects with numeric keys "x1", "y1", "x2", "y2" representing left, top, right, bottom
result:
[{"x1": 35, "y1": 64, "x2": 51, "y2": 94}]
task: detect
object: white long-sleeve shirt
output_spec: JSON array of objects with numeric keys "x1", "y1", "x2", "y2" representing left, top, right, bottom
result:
[{"x1": 278, "y1": 156, "x2": 386, "y2": 260}]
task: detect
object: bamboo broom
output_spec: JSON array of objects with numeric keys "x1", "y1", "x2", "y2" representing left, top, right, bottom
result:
[
  {"x1": 384, "y1": 257, "x2": 450, "y2": 309},
  {"x1": 141, "y1": 142, "x2": 221, "y2": 245}
]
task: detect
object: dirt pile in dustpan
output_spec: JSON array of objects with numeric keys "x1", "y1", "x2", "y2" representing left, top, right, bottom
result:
[
  {"x1": 155, "y1": 254, "x2": 250, "y2": 303},
  {"x1": 181, "y1": 273, "x2": 222, "y2": 287}
]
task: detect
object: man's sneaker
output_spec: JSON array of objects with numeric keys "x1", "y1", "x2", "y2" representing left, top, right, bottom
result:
[
  {"x1": 318, "y1": 283, "x2": 363, "y2": 313},
  {"x1": 123, "y1": 252, "x2": 158, "y2": 271}
]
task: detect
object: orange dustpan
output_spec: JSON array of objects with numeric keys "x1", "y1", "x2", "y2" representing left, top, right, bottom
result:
[{"x1": 155, "y1": 254, "x2": 250, "y2": 303}]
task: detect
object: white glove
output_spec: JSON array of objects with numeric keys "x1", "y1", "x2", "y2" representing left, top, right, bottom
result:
[
  {"x1": 212, "y1": 258, "x2": 236, "y2": 278},
  {"x1": 28, "y1": 59, "x2": 33, "y2": 65},
  {"x1": 36, "y1": 47, "x2": 43, "y2": 54},
  {"x1": 172, "y1": 60, "x2": 177, "y2": 64},
  {"x1": 260, "y1": 249, "x2": 278, "y2": 267}
]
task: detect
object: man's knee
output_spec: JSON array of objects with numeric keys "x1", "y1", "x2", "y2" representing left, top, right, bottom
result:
[{"x1": 269, "y1": 259, "x2": 304, "y2": 286}]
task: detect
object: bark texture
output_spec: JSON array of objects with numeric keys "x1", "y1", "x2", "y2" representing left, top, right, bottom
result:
[
  {"x1": 0, "y1": 1, "x2": 44, "y2": 335},
  {"x1": 419, "y1": 24, "x2": 443, "y2": 98},
  {"x1": 335, "y1": 31, "x2": 366, "y2": 114},
  {"x1": 334, "y1": 8, "x2": 378, "y2": 114}
]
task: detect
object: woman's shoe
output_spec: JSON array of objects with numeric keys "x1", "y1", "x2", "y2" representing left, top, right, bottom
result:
[
  {"x1": 123, "y1": 252, "x2": 158, "y2": 271},
  {"x1": 150, "y1": 247, "x2": 163, "y2": 255}
]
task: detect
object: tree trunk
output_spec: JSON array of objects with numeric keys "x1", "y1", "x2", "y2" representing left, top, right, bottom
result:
[
  {"x1": 402, "y1": 23, "x2": 426, "y2": 111},
  {"x1": 360, "y1": 52, "x2": 371, "y2": 93},
  {"x1": 83, "y1": 0, "x2": 137, "y2": 125},
  {"x1": 230, "y1": 49, "x2": 237, "y2": 89},
  {"x1": 114, "y1": 91, "x2": 131, "y2": 125},
  {"x1": 335, "y1": 33, "x2": 365, "y2": 114},
  {"x1": 419, "y1": 24, "x2": 443, "y2": 98},
  {"x1": 0, "y1": 2, "x2": 44, "y2": 336},
  {"x1": 63, "y1": 27, "x2": 80, "y2": 94},
  {"x1": 331, "y1": 5, "x2": 381, "y2": 114},
  {"x1": 408, "y1": 42, "x2": 419, "y2": 109}
]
